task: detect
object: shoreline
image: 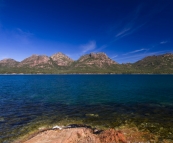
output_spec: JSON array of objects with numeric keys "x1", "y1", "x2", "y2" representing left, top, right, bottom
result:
[
  {"x1": 13, "y1": 123, "x2": 172, "y2": 143},
  {"x1": 13, "y1": 124, "x2": 152, "y2": 143},
  {"x1": 1, "y1": 73, "x2": 173, "y2": 75},
  {"x1": 2, "y1": 101, "x2": 173, "y2": 142},
  {"x1": 1, "y1": 75, "x2": 173, "y2": 142}
]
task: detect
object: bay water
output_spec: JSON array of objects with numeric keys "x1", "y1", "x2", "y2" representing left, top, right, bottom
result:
[{"x1": 0, "y1": 75, "x2": 173, "y2": 142}]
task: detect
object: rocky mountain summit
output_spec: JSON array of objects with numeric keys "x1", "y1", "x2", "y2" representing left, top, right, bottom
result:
[
  {"x1": 75, "y1": 53, "x2": 117, "y2": 68},
  {"x1": 133, "y1": 53, "x2": 173, "y2": 71},
  {"x1": 0, "y1": 52, "x2": 173, "y2": 73},
  {"x1": 51, "y1": 52, "x2": 73, "y2": 66},
  {"x1": 0, "y1": 52, "x2": 117, "y2": 69},
  {"x1": 18, "y1": 55, "x2": 52, "y2": 68},
  {"x1": 0, "y1": 58, "x2": 19, "y2": 67},
  {"x1": 134, "y1": 53, "x2": 173, "y2": 66}
]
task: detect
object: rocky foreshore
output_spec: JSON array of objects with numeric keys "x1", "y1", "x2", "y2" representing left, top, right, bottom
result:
[{"x1": 13, "y1": 124, "x2": 173, "y2": 143}]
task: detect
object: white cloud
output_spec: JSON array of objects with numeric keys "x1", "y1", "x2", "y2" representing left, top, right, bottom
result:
[
  {"x1": 111, "y1": 55, "x2": 118, "y2": 59},
  {"x1": 0, "y1": 27, "x2": 34, "y2": 45},
  {"x1": 93, "y1": 45, "x2": 107, "y2": 53},
  {"x1": 115, "y1": 27, "x2": 131, "y2": 37},
  {"x1": 113, "y1": 2, "x2": 164, "y2": 41},
  {"x1": 0, "y1": 27, "x2": 35, "y2": 61},
  {"x1": 116, "y1": 50, "x2": 173, "y2": 63},
  {"x1": 123, "y1": 48, "x2": 147, "y2": 55},
  {"x1": 81, "y1": 41, "x2": 96, "y2": 53},
  {"x1": 115, "y1": 23, "x2": 146, "y2": 40},
  {"x1": 160, "y1": 41, "x2": 168, "y2": 44},
  {"x1": 113, "y1": 4, "x2": 146, "y2": 40}
]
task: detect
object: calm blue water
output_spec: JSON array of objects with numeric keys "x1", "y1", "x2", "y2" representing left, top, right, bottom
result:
[{"x1": 0, "y1": 75, "x2": 173, "y2": 142}]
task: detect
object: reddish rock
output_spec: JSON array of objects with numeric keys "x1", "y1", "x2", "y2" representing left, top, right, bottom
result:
[
  {"x1": 23, "y1": 128, "x2": 100, "y2": 143},
  {"x1": 18, "y1": 55, "x2": 52, "y2": 68},
  {"x1": 99, "y1": 129, "x2": 127, "y2": 143},
  {"x1": 19, "y1": 128, "x2": 129, "y2": 143},
  {"x1": 76, "y1": 52, "x2": 117, "y2": 68},
  {"x1": 50, "y1": 52, "x2": 73, "y2": 66},
  {"x1": 0, "y1": 58, "x2": 19, "y2": 67}
]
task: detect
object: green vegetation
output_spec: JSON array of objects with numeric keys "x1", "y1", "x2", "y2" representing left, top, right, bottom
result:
[{"x1": 0, "y1": 53, "x2": 173, "y2": 74}]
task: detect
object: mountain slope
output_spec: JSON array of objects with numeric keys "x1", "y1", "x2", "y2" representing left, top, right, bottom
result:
[
  {"x1": 73, "y1": 53, "x2": 117, "y2": 68},
  {"x1": 0, "y1": 52, "x2": 173, "y2": 74},
  {"x1": 18, "y1": 55, "x2": 53, "y2": 68},
  {"x1": 0, "y1": 59, "x2": 19, "y2": 67},
  {"x1": 133, "y1": 53, "x2": 173, "y2": 73},
  {"x1": 50, "y1": 52, "x2": 73, "y2": 66}
]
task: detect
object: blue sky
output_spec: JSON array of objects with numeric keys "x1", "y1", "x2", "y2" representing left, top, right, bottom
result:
[{"x1": 0, "y1": 0, "x2": 173, "y2": 63}]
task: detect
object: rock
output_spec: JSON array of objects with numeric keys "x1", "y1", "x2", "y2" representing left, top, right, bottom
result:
[
  {"x1": 24, "y1": 128, "x2": 100, "y2": 143},
  {"x1": 52, "y1": 125, "x2": 64, "y2": 130},
  {"x1": 75, "y1": 52, "x2": 117, "y2": 68},
  {"x1": 18, "y1": 55, "x2": 52, "y2": 68},
  {"x1": 18, "y1": 125, "x2": 160, "y2": 143},
  {"x1": 99, "y1": 129, "x2": 127, "y2": 143},
  {"x1": 20, "y1": 126, "x2": 129, "y2": 143},
  {"x1": 0, "y1": 58, "x2": 19, "y2": 67},
  {"x1": 134, "y1": 53, "x2": 173, "y2": 70},
  {"x1": 86, "y1": 113, "x2": 99, "y2": 117},
  {"x1": 50, "y1": 52, "x2": 73, "y2": 66},
  {"x1": 64, "y1": 124, "x2": 92, "y2": 129}
]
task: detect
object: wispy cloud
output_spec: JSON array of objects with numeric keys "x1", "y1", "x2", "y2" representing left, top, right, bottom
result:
[
  {"x1": 160, "y1": 41, "x2": 168, "y2": 44},
  {"x1": 115, "y1": 27, "x2": 131, "y2": 38},
  {"x1": 113, "y1": 1, "x2": 168, "y2": 41},
  {"x1": 123, "y1": 48, "x2": 148, "y2": 55},
  {"x1": 0, "y1": 27, "x2": 34, "y2": 42},
  {"x1": 113, "y1": 4, "x2": 146, "y2": 40},
  {"x1": 116, "y1": 23, "x2": 146, "y2": 40},
  {"x1": 115, "y1": 50, "x2": 173, "y2": 63},
  {"x1": 111, "y1": 55, "x2": 118, "y2": 59},
  {"x1": 0, "y1": 27, "x2": 35, "y2": 61},
  {"x1": 16, "y1": 28, "x2": 34, "y2": 37},
  {"x1": 93, "y1": 45, "x2": 107, "y2": 53},
  {"x1": 81, "y1": 41, "x2": 96, "y2": 53}
]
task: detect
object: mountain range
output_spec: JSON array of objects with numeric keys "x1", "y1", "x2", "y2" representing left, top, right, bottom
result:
[{"x1": 0, "y1": 52, "x2": 173, "y2": 74}]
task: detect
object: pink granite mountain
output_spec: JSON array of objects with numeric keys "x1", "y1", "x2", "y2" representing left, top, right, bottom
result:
[
  {"x1": 75, "y1": 53, "x2": 117, "y2": 68},
  {"x1": 18, "y1": 55, "x2": 52, "y2": 68},
  {"x1": 0, "y1": 58, "x2": 19, "y2": 67},
  {"x1": 50, "y1": 52, "x2": 74, "y2": 66}
]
